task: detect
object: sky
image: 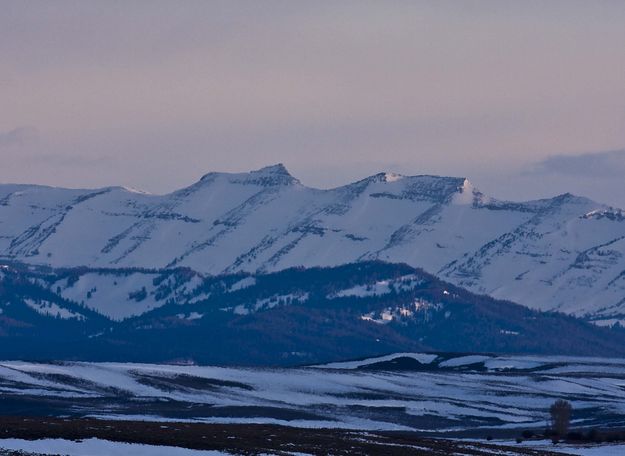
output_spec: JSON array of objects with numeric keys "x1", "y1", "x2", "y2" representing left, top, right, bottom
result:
[{"x1": 1, "y1": 1, "x2": 625, "y2": 206}]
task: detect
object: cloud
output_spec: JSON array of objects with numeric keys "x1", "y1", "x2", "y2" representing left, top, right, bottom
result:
[
  {"x1": 527, "y1": 149, "x2": 625, "y2": 178},
  {"x1": 0, "y1": 126, "x2": 39, "y2": 147}
]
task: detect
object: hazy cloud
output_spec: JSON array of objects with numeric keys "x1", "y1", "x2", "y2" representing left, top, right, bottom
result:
[
  {"x1": 528, "y1": 150, "x2": 625, "y2": 177},
  {"x1": 0, "y1": 126, "x2": 39, "y2": 147}
]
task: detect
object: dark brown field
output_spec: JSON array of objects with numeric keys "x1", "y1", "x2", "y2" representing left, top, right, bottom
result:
[{"x1": 0, "y1": 416, "x2": 571, "y2": 456}]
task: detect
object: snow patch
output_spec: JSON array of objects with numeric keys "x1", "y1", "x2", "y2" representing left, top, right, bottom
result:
[
  {"x1": 439, "y1": 355, "x2": 490, "y2": 367},
  {"x1": 226, "y1": 293, "x2": 308, "y2": 315},
  {"x1": 332, "y1": 275, "x2": 424, "y2": 298},
  {"x1": 176, "y1": 312, "x2": 203, "y2": 321},
  {"x1": 452, "y1": 178, "x2": 475, "y2": 205},
  {"x1": 228, "y1": 276, "x2": 256, "y2": 292},
  {"x1": 383, "y1": 172, "x2": 403, "y2": 183},
  {"x1": 318, "y1": 353, "x2": 439, "y2": 369},
  {"x1": 24, "y1": 299, "x2": 85, "y2": 320}
]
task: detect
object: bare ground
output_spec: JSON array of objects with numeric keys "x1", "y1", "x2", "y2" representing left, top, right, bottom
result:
[{"x1": 0, "y1": 416, "x2": 572, "y2": 455}]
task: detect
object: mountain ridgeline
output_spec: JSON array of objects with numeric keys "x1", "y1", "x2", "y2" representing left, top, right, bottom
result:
[
  {"x1": 1, "y1": 261, "x2": 624, "y2": 365},
  {"x1": 1, "y1": 164, "x2": 624, "y2": 325}
]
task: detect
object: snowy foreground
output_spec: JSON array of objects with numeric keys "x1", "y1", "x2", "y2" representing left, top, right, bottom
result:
[
  {"x1": 1, "y1": 353, "x2": 624, "y2": 432},
  {"x1": 2, "y1": 437, "x2": 625, "y2": 456},
  {"x1": 0, "y1": 438, "x2": 227, "y2": 456}
]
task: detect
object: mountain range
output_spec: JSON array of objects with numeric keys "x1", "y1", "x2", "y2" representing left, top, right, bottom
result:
[{"x1": 1, "y1": 164, "x2": 624, "y2": 325}]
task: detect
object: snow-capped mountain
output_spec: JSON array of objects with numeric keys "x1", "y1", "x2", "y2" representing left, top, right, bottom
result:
[{"x1": 1, "y1": 164, "x2": 624, "y2": 322}]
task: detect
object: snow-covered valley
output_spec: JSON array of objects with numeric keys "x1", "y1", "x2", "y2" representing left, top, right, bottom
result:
[{"x1": 0, "y1": 353, "x2": 624, "y2": 433}]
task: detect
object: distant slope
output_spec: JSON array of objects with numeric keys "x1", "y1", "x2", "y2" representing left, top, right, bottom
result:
[
  {"x1": 1, "y1": 261, "x2": 625, "y2": 365},
  {"x1": 1, "y1": 164, "x2": 624, "y2": 321}
]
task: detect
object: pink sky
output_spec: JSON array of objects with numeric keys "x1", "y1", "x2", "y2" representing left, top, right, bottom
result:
[{"x1": 1, "y1": 1, "x2": 625, "y2": 206}]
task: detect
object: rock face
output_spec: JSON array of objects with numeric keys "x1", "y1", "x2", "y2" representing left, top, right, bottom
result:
[{"x1": 1, "y1": 164, "x2": 624, "y2": 322}]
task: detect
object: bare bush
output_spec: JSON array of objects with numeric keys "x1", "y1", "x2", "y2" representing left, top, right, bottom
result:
[{"x1": 550, "y1": 399, "x2": 572, "y2": 436}]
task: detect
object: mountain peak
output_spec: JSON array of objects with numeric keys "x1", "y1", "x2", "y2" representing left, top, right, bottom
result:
[
  {"x1": 198, "y1": 163, "x2": 299, "y2": 187},
  {"x1": 253, "y1": 163, "x2": 291, "y2": 176},
  {"x1": 363, "y1": 172, "x2": 405, "y2": 183},
  {"x1": 243, "y1": 163, "x2": 299, "y2": 186}
]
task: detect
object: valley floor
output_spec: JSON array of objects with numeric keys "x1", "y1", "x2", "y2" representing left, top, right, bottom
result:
[
  {"x1": 1, "y1": 353, "x2": 625, "y2": 454},
  {"x1": 1, "y1": 354, "x2": 625, "y2": 432}
]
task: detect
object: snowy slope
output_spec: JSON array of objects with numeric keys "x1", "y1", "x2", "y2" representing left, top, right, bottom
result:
[
  {"x1": 50, "y1": 271, "x2": 203, "y2": 320},
  {"x1": 2, "y1": 354, "x2": 625, "y2": 432},
  {"x1": 1, "y1": 164, "x2": 624, "y2": 320}
]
